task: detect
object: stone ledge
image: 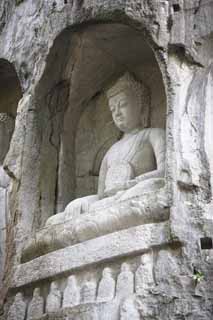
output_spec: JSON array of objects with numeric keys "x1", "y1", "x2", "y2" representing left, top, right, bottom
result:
[
  {"x1": 12, "y1": 221, "x2": 171, "y2": 289},
  {"x1": 30, "y1": 301, "x2": 120, "y2": 320}
]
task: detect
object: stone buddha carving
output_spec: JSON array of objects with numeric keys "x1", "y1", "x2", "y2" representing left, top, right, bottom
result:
[
  {"x1": 47, "y1": 72, "x2": 165, "y2": 226},
  {"x1": 22, "y1": 73, "x2": 168, "y2": 261}
]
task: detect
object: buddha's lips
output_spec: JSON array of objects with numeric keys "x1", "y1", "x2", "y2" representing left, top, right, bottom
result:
[{"x1": 115, "y1": 117, "x2": 124, "y2": 122}]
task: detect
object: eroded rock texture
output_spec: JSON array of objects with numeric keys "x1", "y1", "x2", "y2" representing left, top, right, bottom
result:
[{"x1": 0, "y1": 0, "x2": 213, "y2": 319}]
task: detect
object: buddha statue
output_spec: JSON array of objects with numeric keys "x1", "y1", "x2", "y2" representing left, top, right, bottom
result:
[{"x1": 22, "y1": 72, "x2": 168, "y2": 261}]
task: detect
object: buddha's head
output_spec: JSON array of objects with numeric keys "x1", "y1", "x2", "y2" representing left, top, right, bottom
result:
[
  {"x1": 15, "y1": 292, "x2": 23, "y2": 302},
  {"x1": 102, "y1": 267, "x2": 112, "y2": 277},
  {"x1": 141, "y1": 252, "x2": 153, "y2": 265},
  {"x1": 106, "y1": 73, "x2": 150, "y2": 133},
  {"x1": 50, "y1": 281, "x2": 58, "y2": 291},
  {"x1": 67, "y1": 275, "x2": 77, "y2": 286},
  {"x1": 33, "y1": 287, "x2": 41, "y2": 297}
]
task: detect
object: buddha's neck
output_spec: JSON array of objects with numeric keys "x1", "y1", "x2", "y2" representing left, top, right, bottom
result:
[{"x1": 122, "y1": 127, "x2": 142, "y2": 139}]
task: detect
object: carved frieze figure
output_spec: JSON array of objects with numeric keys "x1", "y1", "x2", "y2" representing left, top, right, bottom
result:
[
  {"x1": 23, "y1": 72, "x2": 167, "y2": 261},
  {"x1": 63, "y1": 275, "x2": 80, "y2": 308},
  {"x1": 120, "y1": 298, "x2": 140, "y2": 320},
  {"x1": 135, "y1": 252, "x2": 155, "y2": 296},
  {"x1": 116, "y1": 263, "x2": 134, "y2": 298},
  {"x1": 81, "y1": 279, "x2": 97, "y2": 303},
  {"x1": 97, "y1": 267, "x2": 115, "y2": 302},
  {"x1": 46, "y1": 281, "x2": 62, "y2": 313},
  {"x1": 27, "y1": 288, "x2": 44, "y2": 320},
  {"x1": 8, "y1": 293, "x2": 26, "y2": 320}
]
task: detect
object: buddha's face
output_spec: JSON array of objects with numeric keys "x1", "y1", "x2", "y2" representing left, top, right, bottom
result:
[{"x1": 108, "y1": 90, "x2": 141, "y2": 133}]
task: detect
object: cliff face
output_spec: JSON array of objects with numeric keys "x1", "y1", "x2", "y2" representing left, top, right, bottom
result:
[{"x1": 0, "y1": 1, "x2": 213, "y2": 319}]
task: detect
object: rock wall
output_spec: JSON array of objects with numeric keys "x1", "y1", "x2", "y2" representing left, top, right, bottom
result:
[{"x1": 0, "y1": 0, "x2": 213, "y2": 319}]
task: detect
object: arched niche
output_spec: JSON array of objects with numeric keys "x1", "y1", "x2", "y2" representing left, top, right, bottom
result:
[
  {"x1": 0, "y1": 59, "x2": 22, "y2": 283},
  {"x1": 0, "y1": 59, "x2": 22, "y2": 162},
  {"x1": 34, "y1": 23, "x2": 167, "y2": 225},
  {"x1": 0, "y1": 59, "x2": 22, "y2": 115}
]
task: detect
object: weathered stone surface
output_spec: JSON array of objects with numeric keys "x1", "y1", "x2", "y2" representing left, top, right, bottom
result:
[
  {"x1": 22, "y1": 178, "x2": 169, "y2": 261},
  {"x1": 12, "y1": 221, "x2": 171, "y2": 289},
  {"x1": 0, "y1": 1, "x2": 213, "y2": 319}
]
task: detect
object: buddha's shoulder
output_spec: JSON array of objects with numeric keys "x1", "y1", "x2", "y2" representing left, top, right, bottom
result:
[{"x1": 141, "y1": 128, "x2": 165, "y2": 139}]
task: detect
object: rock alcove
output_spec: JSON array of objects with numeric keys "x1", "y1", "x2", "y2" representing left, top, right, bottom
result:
[{"x1": 32, "y1": 23, "x2": 167, "y2": 229}]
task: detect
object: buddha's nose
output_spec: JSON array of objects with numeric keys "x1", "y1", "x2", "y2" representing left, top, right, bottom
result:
[{"x1": 115, "y1": 107, "x2": 121, "y2": 117}]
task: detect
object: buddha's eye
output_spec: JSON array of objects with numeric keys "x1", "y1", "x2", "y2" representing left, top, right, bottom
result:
[{"x1": 119, "y1": 102, "x2": 128, "y2": 109}]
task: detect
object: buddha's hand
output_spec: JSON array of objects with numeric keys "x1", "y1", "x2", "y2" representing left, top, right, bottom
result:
[
  {"x1": 46, "y1": 212, "x2": 66, "y2": 226},
  {"x1": 65, "y1": 195, "x2": 99, "y2": 219},
  {"x1": 104, "y1": 179, "x2": 137, "y2": 197}
]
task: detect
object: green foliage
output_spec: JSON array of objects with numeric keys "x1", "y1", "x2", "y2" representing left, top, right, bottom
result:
[
  {"x1": 193, "y1": 270, "x2": 204, "y2": 284},
  {"x1": 16, "y1": 0, "x2": 24, "y2": 6}
]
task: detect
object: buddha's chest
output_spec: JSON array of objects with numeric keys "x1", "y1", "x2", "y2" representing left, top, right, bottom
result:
[{"x1": 105, "y1": 135, "x2": 156, "y2": 185}]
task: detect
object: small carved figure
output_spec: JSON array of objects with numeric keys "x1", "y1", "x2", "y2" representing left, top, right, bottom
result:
[
  {"x1": 46, "y1": 281, "x2": 61, "y2": 313},
  {"x1": 27, "y1": 288, "x2": 44, "y2": 320},
  {"x1": 81, "y1": 279, "x2": 97, "y2": 303},
  {"x1": 8, "y1": 292, "x2": 26, "y2": 320},
  {"x1": 97, "y1": 267, "x2": 115, "y2": 302},
  {"x1": 120, "y1": 298, "x2": 140, "y2": 320},
  {"x1": 63, "y1": 275, "x2": 80, "y2": 308},
  {"x1": 135, "y1": 252, "x2": 154, "y2": 296},
  {"x1": 116, "y1": 263, "x2": 134, "y2": 298}
]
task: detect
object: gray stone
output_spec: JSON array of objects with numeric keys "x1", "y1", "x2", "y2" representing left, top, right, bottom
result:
[
  {"x1": 0, "y1": 113, "x2": 14, "y2": 285},
  {"x1": 0, "y1": 1, "x2": 213, "y2": 319},
  {"x1": 12, "y1": 222, "x2": 171, "y2": 289}
]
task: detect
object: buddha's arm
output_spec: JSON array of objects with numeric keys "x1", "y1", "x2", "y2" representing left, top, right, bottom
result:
[{"x1": 136, "y1": 128, "x2": 166, "y2": 183}]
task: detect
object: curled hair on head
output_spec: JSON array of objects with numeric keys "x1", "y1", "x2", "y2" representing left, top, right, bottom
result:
[{"x1": 106, "y1": 72, "x2": 150, "y2": 128}]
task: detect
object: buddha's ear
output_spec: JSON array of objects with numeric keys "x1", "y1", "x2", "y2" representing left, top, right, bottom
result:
[{"x1": 140, "y1": 102, "x2": 150, "y2": 129}]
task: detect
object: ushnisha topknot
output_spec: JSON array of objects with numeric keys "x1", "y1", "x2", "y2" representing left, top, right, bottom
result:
[
  {"x1": 106, "y1": 72, "x2": 150, "y2": 127},
  {"x1": 106, "y1": 72, "x2": 143, "y2": 99}
]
